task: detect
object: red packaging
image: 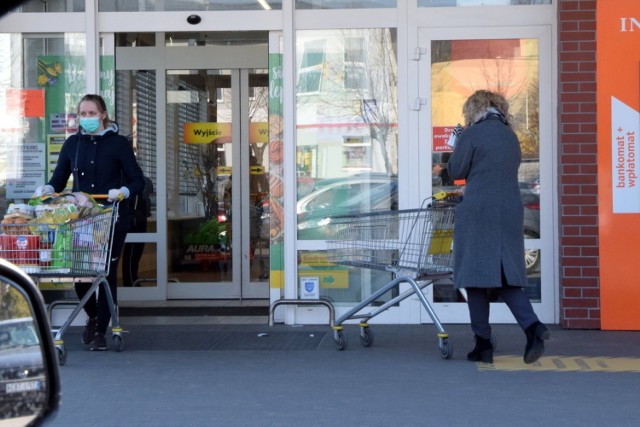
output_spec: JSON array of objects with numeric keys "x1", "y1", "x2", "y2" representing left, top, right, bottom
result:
[{"x1": 0, "y1": 234, "x2": 40, "y2": 267}]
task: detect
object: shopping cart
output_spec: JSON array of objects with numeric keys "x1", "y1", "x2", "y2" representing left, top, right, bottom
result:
[
  {"x1": 326, "y1": 193, "x2": 456, "y2": 359},
  {"x1": 0, "y1": 195, "x2": 122, "y2": 365}
]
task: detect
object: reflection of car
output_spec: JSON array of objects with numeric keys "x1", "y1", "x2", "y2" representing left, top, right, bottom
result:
[
  {"x1": 436, "y1": 181, "x2": 541, "y2": 274},
  {"x1": 521, "y1": 185, "x2": 541, "y2": 274},
  {"x1": 294, "y1": 174, "x2": 540, "y2": 272},
  {"x1": 0, "y1": 318, "x2": 46, "y2": 418},
  {"x1": 297, "y1": 175, "x2": 398, "y2": 239}
]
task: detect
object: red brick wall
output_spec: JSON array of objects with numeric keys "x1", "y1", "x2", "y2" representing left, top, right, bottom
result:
[{"x1": 558, "y1": 0, "x2": 600, "y2": 329}]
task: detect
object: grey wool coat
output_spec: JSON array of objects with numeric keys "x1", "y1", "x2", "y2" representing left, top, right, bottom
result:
[{"x1": 447, "y1": 117, "x2": 528, "y2": 289}]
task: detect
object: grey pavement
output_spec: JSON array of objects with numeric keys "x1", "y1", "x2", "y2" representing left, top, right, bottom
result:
[{"x1": 44, "y1": 321, "x2": 640, "y2": 427}]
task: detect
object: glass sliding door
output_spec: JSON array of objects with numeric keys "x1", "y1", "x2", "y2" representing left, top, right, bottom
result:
[
  {"x1": 166, "y1": 68, "x2": 269, "y2": 299},
  {"x1": 116, "y1": 33, "x2": 269, "y2": 300}
]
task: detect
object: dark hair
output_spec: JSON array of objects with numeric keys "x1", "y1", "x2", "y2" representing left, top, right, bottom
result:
[{"x1": 77, "y1": 94, "x2": 110, "y2": 128}]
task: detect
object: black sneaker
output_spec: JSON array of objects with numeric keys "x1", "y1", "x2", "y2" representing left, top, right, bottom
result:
[
  {"x1": 89, "y1": 333, "x2": 108, "y2": 351},
  {"x1": 82, "y1": 317, "x2": 97, "y2": 345}
]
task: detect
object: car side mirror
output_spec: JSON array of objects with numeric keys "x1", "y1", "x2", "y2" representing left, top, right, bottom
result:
[{"x1": 0, "y1": 258, "x2": 60, "y2": 425}]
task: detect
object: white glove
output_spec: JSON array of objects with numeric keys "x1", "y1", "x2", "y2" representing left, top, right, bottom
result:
[
  {"x1": 108, "y1": 186, "x2": 130, "y2": 202},
  {"x1": 34, "y1": 184, "x2": 54, "y2": 197}
]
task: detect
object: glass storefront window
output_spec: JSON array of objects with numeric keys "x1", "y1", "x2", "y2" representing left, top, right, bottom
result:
[
  {"x1": 115, "y1": 70, "x2": 157, "y2": 232},
  {"x1": 12, "y1": 0, "x2": 84, "y2": 12},
  {"x1": 99, "y1": 1, "x2": 282, "y2": 12},
  {"x1": 298, "y1": 250, "x2": 397, "y2": 305},
  {"x1": 0, "y1": 33, "x2": 86, "y2": 213},
  {"x1": 119, "y1": 243, "x2": 159, "y2": 288},
  {"x1": 116, "y1": 33, "x2": 156, "y2": 47},
  {"x1": 419, "y1": 0, "x2": 550, "y2": 6},
  {"x1": 430, "y1": 37, "x2": 540, "y2": 194},
  {"x1": 296, "y1": 0, "x2": 396, "y2": 8},
  {"x1": 296, "y1": 28, "x2": 398, "y2": 243},
  {"x1": 296, "y1": 28, "x2": 398, "y2": 305},
  {"x1": 165, "y1": 31, "x2": 269, "y2": 47}
]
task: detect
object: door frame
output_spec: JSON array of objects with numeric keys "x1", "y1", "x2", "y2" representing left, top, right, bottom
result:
[
  {"x1": 415, "y1": 25, "x2": 556, "y2": 324},
  {"x1": 116, "y1": 37, "x2": 268, "y2": 300}
]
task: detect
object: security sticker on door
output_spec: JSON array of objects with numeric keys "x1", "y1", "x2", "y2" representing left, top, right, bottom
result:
[{"x1": 300, "y1": 276, "x2": 320, "y2": 300}]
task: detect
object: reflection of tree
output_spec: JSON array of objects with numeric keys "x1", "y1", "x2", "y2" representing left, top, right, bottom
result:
[
  {"x1": 248, "y1": 81, "x2": 269, "y2": 167},
  {"x1": 511, "y1": 79, "x2": 539, "y2": 159},
  {"x1": 185, "y1": 142, "x2": 220, "y2": 220},
  {"x1": 478, "y1": 57, "x2": 539, "y2": 159},
  {"x1": 0, "y1": 284, "x2": 32, "y2": 320},
  {"x1": 430, "y1": 39, "x2": 540, "y2": 161},
  {"x1": 182, "y1": 72, "x2": 269, "y2": 220},
  {"x1": 360, "y1": 29, "x2": 398, "y2": 174},
  {"x1": 297, "y1": 29, "x2": 398, "y2": 174}
]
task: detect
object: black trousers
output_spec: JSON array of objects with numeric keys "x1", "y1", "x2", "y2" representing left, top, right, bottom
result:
[
  {"x1": 75, "y1": 229, "x2": 127, "y2": 335},
  {"x1": 465, "y1": 269, "x2": 539, "y2": 340},
  {"x1": 122, "y1": 242, "x2": 145, "y2": 286}
]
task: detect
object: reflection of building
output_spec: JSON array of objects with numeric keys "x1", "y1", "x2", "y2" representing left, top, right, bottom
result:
[{"x1": 296, "y1": 29, "x2": 399, "y2": 179}]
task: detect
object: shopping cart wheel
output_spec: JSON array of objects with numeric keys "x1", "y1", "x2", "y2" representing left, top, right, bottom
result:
[
  {"x1": 439, "y1": 338, "x2": 453, "y2": 360},
  {"x1": 359, "y1": 327, "x2": 374, "y2": 347},
  {"x1": 112, "y1": 334, "x2": 124, "y2": 352},
  {"x1": 334, "y1": 330, "x2": 347, "y2": 351},
  {"x1": 56, "y1": 345, "x2": 67, "y2": 366}
]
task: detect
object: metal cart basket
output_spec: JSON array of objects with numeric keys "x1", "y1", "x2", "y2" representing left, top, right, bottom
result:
[
  {"x1": 326, "y1": 197, "x2": 455, "y2": 358},
  {"x1": 0, "y1": 199, "x2": 122, "y2": 365}
]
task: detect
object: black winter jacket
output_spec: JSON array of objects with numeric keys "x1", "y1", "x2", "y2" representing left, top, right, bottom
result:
[{"x1": 48, "y1": 123, "x2": 145, "y2": 231}]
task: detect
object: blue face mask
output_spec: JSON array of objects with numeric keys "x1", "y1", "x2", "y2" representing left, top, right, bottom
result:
[{"x1": 80, "y1": 117, "x2": 101, "y2": 133}]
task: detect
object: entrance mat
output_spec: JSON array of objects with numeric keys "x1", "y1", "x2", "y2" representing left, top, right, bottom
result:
[
  {"x1": 60, "y1": 327, "x2": 231, "y2": 351},
  {"x1": 119, "y1": 306, "x2": 268, "y2": 317},
  {"x1": 59, "y1": 327, "x2": 326, "y2": 351},
  {"x1": 212, "y1": 331, "x2": 327, "y2": 351}
]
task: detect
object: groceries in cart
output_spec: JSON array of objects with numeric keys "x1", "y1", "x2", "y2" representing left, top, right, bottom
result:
[{"x1": 0, "y1": 192, "x2": 112, "y2": 275}]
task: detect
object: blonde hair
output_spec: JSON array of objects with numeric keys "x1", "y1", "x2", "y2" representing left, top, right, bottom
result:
[{"x1": 462, "y1": 90, "x2": 512, "y2": 128}]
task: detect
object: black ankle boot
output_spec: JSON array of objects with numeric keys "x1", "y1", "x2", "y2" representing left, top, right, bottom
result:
[
  {"x1": 467, "y1": 335, "x2": 493, "y2": 363},
  {"x1": 524, "y1": 321, "x2": 550, "y2": 364}
]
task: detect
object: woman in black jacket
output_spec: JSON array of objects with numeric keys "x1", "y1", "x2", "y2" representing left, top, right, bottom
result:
[{"x1": 35, "y1": 94, "x2": 145, "y2": 351}]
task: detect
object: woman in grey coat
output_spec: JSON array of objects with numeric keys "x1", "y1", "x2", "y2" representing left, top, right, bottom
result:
[{"x1": 447, "y1": 90, "x2": 549, "y2": 364}]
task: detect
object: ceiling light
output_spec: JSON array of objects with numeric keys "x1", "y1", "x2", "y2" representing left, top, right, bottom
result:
[{"x1": 257, "y1": 0, "x2": 272, "y2": 10}]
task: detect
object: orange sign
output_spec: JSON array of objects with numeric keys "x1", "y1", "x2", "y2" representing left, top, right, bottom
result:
[
  {"x1": 597, "y1": 0, "x2": 640, "y2": 330},
  {"x1": 6, "y1": 88, "x2": 45, "y2": 118}
]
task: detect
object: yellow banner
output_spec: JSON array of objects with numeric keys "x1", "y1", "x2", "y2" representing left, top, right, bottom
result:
[
  {"x1": 183, "y1": 122, "x2": 231, "y2": 144},
  {"x1": 183, "y1": 122, "x2": 267, "y2": 144},
  {"x1": 250, "y1": 122, "x2": 268, "y2": 144},
  {"x1": 299, "y1": 252, "x2": 335, "y2": 267}
]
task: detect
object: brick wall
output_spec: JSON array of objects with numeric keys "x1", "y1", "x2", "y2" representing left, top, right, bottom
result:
[{"x1": 557, "y1": 0, "x2": 600, "y2": 329}]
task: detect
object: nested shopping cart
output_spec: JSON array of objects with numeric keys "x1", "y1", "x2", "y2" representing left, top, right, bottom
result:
[
  {"x1": 0, "y1": 196, "x2": 122, "y2": 365},
  {"x1": 326, "y1": 194, "x2": 456, "y2": 359}
]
